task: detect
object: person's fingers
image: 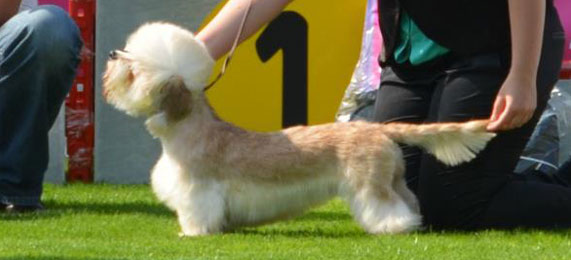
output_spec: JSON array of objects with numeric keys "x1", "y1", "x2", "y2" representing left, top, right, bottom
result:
[
  {"x1": 490, "y1": 96, "x2": 504, "y2": 122},
  {"x1": 491, "y1": 97, "x2": 521, "y2": 131},
  {"x1": 516, "y1": 110, "x2": 534, "y2": 128},
  {"x1": 523, "y1": 111, "x2": 534, "y2": 125},
  {"x1": 508, "y1": 113, "x2": 526, "y2": 129},
  {"x1": 487, "y1": 96, "x2": 506, "y2": 131},
  {"x1": 508, "y1": 104, "x2": 536, "y2": 129}
]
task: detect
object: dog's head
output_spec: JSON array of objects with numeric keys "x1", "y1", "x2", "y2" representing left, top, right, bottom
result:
[{"x1": 103, "y1": 22, "x2": 214, "y2": 120}]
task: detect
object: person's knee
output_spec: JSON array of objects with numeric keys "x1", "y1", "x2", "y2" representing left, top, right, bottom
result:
[
  {"x1": 0, "y1": 6, "x2": 82, "y2": 112},
  {"x1": 3, "y1": 5, "x2": 83, "y2": 65},
  {"x1": 24, "y1": 6, "x2": 82, "y2": 60}
]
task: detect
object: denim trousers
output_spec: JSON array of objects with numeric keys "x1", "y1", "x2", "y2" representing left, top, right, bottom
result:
[{"x1": 0, "y1": 6, "x2": 82, "y2": 205}]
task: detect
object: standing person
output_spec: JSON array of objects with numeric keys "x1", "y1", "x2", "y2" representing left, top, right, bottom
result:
[
  {"x1": 0, "y1": 0, "x2": 82, "y2": 212},
  {"x1": 197, "y1": 0, "x2": 570, "y2": 229}
]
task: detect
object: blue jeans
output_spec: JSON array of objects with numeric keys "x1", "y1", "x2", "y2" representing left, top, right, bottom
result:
[{"x1": 0, "y1": 6, "x2": 82, "y2": 205}]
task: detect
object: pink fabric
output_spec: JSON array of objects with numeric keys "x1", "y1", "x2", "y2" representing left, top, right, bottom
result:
[
  {"x1": 554, "y1": 0, "x2": 570, "y2": 63},
  {"x1": 370, "y1": 0, "x2": 382, "y2": 84},
  {"x1": 38, "y1": 0, "x2": 68, "y2": 11}
]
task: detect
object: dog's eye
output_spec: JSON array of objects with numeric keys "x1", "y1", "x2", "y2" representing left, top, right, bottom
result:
[
  {"x1": 109, "y1": 49, "x2": 131, "y2": 61},
  {"x1": 109, "y1": 51, "x2": 118, "y2": 60}
]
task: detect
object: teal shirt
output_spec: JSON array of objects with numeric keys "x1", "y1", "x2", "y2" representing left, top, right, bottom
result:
[{"x1": 394, "y1": 12, "x2": 449, "y2": 65}]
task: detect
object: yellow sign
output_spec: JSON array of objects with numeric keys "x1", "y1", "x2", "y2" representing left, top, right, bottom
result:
[{"x1": 203, "y1": 1, "x2": 366, "y2": 131}]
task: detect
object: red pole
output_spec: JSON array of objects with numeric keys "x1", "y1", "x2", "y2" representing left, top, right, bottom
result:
[{"x1": 66, "y1": 0, "x2": 95, "y2": 182}]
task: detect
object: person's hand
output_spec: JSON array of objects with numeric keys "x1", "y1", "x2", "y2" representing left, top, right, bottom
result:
[
  {"x1": 487, "y1": 0, "x2": 544, "y2": 132},
  {"x1": 0, "y1": 0, "x2": 22, "y2": 26},
  {"x1": 487, "y1": 72, "x2": 537, "y2": 131}
]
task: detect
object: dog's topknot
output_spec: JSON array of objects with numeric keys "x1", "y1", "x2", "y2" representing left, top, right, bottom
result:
[{"x1": 124, "y1": 22, "x2": 215, "y2": 91}]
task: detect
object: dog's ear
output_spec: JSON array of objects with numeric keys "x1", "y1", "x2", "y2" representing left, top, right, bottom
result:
[{"x1": 160, "y1": 77, "x2": 192, "y2": 123}]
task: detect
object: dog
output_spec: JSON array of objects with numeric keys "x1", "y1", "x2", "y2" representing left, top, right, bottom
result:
[{"x1": 103, "y1": 22, "x2": 496, "y2": 236}]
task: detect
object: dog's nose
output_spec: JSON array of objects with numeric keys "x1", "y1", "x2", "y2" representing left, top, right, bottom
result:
[{"x1": 109, "y1": 50, "x2": 117, "y2": 60}]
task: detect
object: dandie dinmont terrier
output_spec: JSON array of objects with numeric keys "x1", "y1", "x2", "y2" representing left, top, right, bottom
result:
[{"x1": 103, "y1": 22, "x2": 495, "y2": 236}]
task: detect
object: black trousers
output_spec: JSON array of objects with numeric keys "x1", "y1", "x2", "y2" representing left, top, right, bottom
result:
[{"x1": 372, "y1": 20, "x2": 570, "y2": 229}]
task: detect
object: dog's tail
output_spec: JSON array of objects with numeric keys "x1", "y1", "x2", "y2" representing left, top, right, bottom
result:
[{"x1": 381, "y1": 120, "x2": 496, "y2": 166}]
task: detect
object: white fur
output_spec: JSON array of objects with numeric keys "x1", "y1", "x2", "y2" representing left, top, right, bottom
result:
[
  {"x1": 124, "y1": 22, "x2": 215, "y2": 91},
  {"x1": 151, "y1": 148, "x2": 420, "y2": 235},
  {"x1": 224, "y1": 177, "x2": 339, "y2": 226},
  {"x1": 348, "y1": 189, "x2": 420, "y2": 234},
  {"x1": 146, "y1": 116, "x2": 422, "y2": 236}
]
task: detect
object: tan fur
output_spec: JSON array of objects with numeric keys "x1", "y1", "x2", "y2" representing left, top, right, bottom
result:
[
  {"x1": 103, "y1": 22, "x2": 496, "y2": 237},
  {"x1": 159, "y1": 77, "x2": 193, "y2": 122}
]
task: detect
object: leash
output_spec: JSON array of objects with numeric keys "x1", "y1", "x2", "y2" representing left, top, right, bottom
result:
[
  {"x1": 109, "y1": 0, "x2": 253, "y2": 91},
  {"x1": 204, "y1": 0, "x2": 253, "y2": 91}
]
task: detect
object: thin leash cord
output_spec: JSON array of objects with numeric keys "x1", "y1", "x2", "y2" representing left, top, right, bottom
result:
[{"x1": 204, "y1": 0, "x2": 253, "y2": 91}]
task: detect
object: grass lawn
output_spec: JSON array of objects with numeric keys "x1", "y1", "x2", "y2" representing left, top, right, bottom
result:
[{"x1": 1, "y1": 184, "x2": 570, "y2": 260}]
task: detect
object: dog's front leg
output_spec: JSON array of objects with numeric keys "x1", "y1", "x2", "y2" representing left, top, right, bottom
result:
[
  {"x1": 176, "y1": 186, "x2": 226, "y2": 237},
  {"x1": 177, "y1": 211, "x2": 217, "y2": 237}
]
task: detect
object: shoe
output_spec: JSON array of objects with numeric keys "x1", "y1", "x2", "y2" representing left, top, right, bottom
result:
[
  {"x1": 0, "y1": 202, "x2": 9, "y2": 212},
  {"x1": 558, "y1": 158, "x2": 571, "y2": 184},
  {"x1": 4, "y1": 203, "x2": 44, "y2": 213}
]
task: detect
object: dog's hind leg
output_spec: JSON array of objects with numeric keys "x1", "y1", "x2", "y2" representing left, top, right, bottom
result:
[
  {"x1": 348, "y1": 185, "x2": 421, "y2": 234},
  {"x1": 344, "y1": 151, "x2": 421, "y2": 234},
  {"x1": 392, "y1": 157, "x2": 420, "y2": 214},
  {"x1": 393, "y1": 176, "x2": 420, "y2": 216}
]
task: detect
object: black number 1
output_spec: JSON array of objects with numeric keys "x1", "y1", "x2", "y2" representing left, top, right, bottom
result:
[{"x1": 256, "y1": 11, "x2": 308, "y2": 128}]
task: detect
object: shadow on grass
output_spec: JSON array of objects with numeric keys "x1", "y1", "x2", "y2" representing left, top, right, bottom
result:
[
  {"x1": 238, "y1": 226, "x2": 571, "y2": 238},
  {"x1": 236, "y1": 211, "x2": 571, "y2": 238},
  {"x1": 0, "y1": 257, "x2": 127, "y2": 260},
  {"x1": 295, "y1": 211, "x2": 352, "y2": 222},
  {"x1": 0, "y1": 203, "x2": 350, "y2": 222},
  {"x1": 231, "y1": 211, "x2": 366, "y2": 238},
  {"x1": 0, "y1": 201, "x2": 173, "y2": 221},
  {"x1": 236, "y1": 228, "x2": 367, "y2": 238},
  {"x1": 416, "y1": 226, "x2": 571, "y2": 237}
]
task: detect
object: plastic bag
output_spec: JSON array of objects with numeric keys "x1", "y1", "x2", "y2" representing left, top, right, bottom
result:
[
  {"x1": 515, "y1": 84, "x2": 571, "y2": 175},
  {"x1": 336, "y1": 0, "x2": 382, "y2": 122}
]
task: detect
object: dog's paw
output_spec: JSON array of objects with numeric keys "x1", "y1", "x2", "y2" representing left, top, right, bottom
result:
[
  {"x1": 178, "y1": 231, "x2": 207, "y2": 238},
  {"x1": 178, "y1": 232, "x2": 201, "y2": 238},
  {"x1": 369, "y1": 213, "x2": 422, "y2": 234},
  {"x1": 178, "y1": 225, "x2": 218, "y2": 237}
]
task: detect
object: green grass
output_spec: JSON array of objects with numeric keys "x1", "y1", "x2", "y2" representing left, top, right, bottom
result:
[{"x1": 1, "y1": 184, "x2": 570, "y2": 260}]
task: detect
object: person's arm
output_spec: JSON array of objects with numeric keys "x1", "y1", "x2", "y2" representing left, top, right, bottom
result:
[
  {"x1": 487, "y1": 0, "x2": 545, "y2": 131},
  {"x1": 196, "y1": 0, "x2": 293, "y2": 60},
  {"x1": 0, "y1": 0, "x2": 22, "y2": 26}
]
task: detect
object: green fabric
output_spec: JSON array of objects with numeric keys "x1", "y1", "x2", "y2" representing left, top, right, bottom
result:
[{"x1": 394, "y1": 12, "x2": 449, "y2": 65}]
